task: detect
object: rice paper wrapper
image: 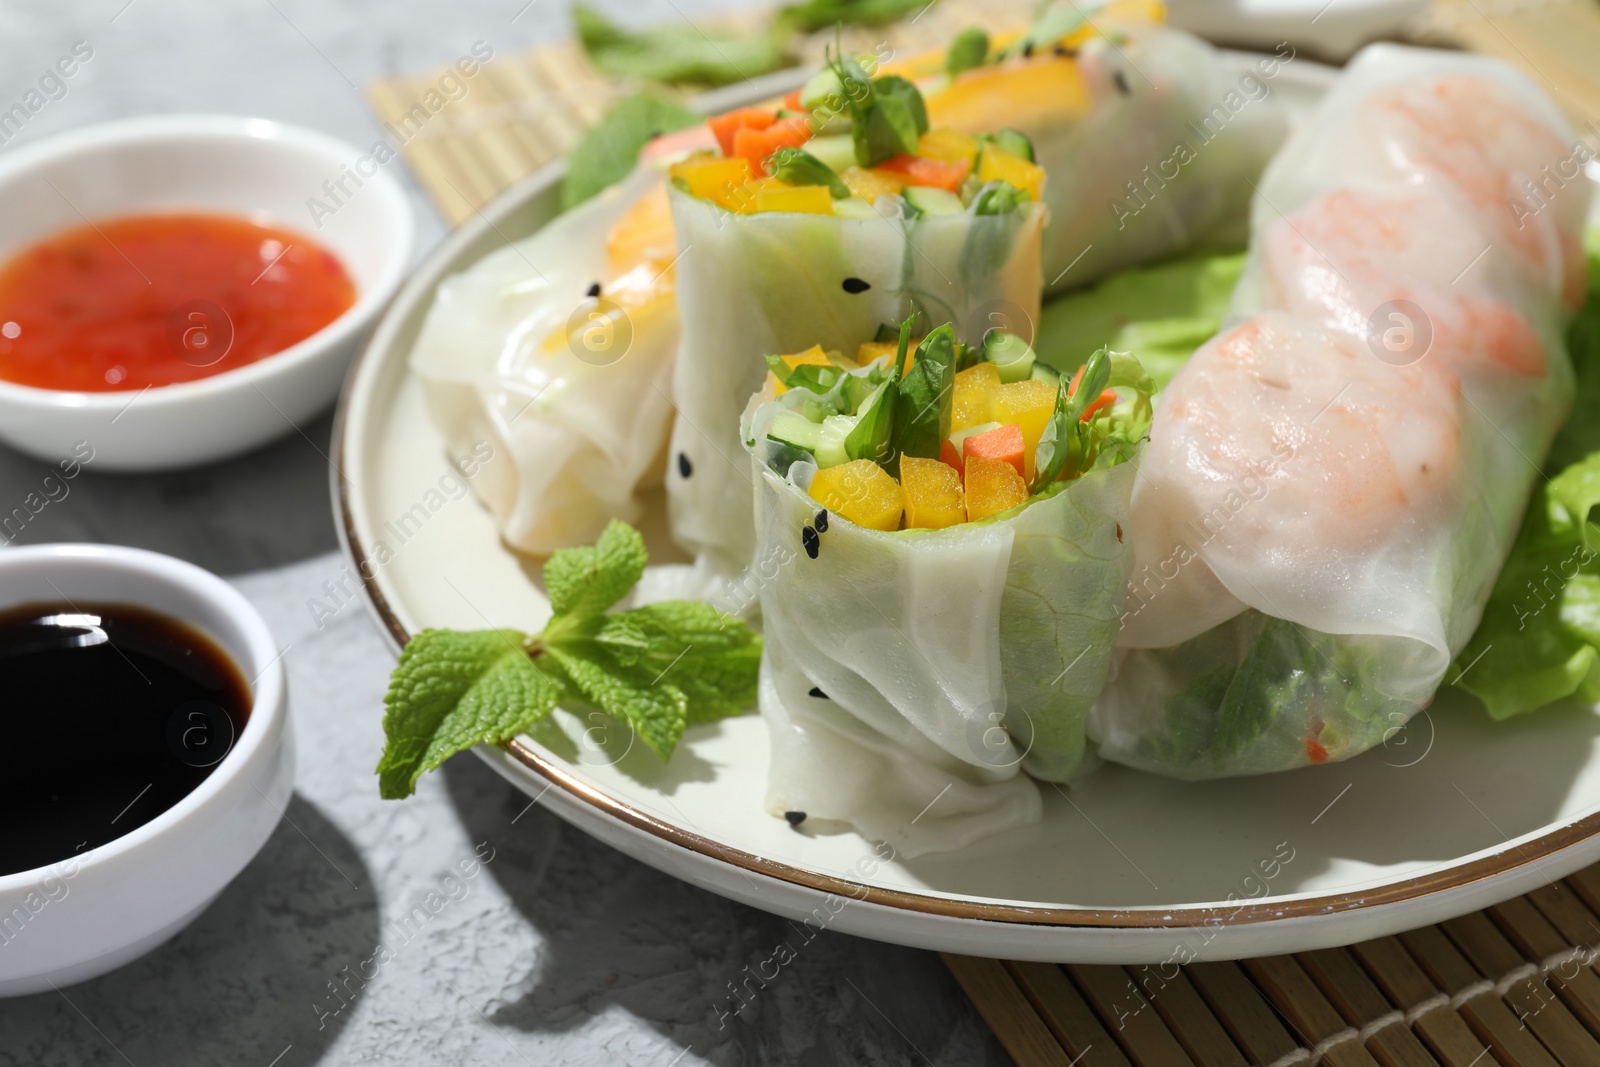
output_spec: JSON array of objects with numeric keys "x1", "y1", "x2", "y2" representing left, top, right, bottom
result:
[
  {"x1": 1093, "y1": 45, "x2": 1590, "y2": 779},
  {"x1": 932, "y1": 22, "x2": 1290, "y2": 293},
  {"x1": 410, "y1": 168, "x2": 677, "y2": 554},
  {"x1": 665, "y1": 189, "x2": 1044, "y2": 579},
  {"x1": 744, "y1": 409, "x2": 1137, "y2": 854}
]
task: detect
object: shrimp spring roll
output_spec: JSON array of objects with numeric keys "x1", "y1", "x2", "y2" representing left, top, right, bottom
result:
[
  {"x1": 1094, "y1": 45, "x2": 1591, "y2": 778},
  {"x1": 666, "y1": 64, "x2": 1047, "y2": 578},
  {"x1": 912, "y1": 0, "x2": 1291, "y2": 292},
  {"x1": 745, "y1": 326, "x2": 1153, "y2": 853}
]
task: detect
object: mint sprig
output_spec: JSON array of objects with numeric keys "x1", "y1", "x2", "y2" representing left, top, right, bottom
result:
[{"x1": 376, "y1": 520, "x2": 761, "y2": 799}]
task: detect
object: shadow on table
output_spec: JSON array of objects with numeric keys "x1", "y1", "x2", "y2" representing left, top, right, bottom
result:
[
  {"x1": 0, "y1": 409, "x2": 340, "y2": 574},
  {"x1": 0, "y1": 795, "x2": 375, "y2": 1067},
  {"x1": 442, "y1": 756, "x2": 1014, "y2": 1067}
]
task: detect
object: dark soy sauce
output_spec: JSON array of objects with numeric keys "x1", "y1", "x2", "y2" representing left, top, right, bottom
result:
[{"x1": 0, "y1": 602, "x2": 251, "y2": 876}]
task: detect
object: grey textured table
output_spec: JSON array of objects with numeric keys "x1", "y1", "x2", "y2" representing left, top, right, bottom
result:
[{"x1": 0, "y1": 2, "x2": 1007, "y2": 1064}]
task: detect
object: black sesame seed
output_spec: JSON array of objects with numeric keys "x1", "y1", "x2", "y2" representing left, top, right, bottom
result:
[
  {"x1": 586, "y1": 281, "x2": 601, "y2": 298},
  {"x1": 1113, "y1": 70, "x2": 1131, "y2": 96},
  {"x1": 1115, "y1": 522, "x2": 1123, "y2": 543},
  {"x1": 808, "y1": 686, "x2": 828, "y2": 699},
  {"x1": 841, "y1": 277, "x2": 871, "y2": 294},
  {"x1": 801, "y1": 525, "x2": 820, "y2": 559},
  {"x1": 784, "y1": 810, "x2": 807, "y2": 827},
  {"x1": 677, "y1": 452, "x2": 693, "y2": 478},
  {"x1": 1022, "y1": 41, "x2": 1035, "y2": 57},
  {"x1": 1054, "y1": 44, "x2": 1076, "y2": 58},
  {"x1": 814, "y1": 509, "x2": 829, "y2": 533}
]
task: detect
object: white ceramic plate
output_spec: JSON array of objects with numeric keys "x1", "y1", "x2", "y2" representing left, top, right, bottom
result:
[{"x1": 334, "y1": 59, "x2": 1600, "y2": 963}]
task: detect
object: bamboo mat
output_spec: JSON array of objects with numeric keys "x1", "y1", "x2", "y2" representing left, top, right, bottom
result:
[
  {"x1": 364, "y1": 0, "x2": 1034, "y2": 225},
  {"x1": 948, "y1": 862, "x2": 1600, "y2": 1066},
  {"x1": 366, "y1": 4, "x2": 1600, "y2": 1065}
]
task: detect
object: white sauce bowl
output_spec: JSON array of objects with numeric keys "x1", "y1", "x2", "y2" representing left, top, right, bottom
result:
[
  {"x1": 0, "y1": 114, "x2": 414, "y2": 470},
  {"x1": 0, "y1": 544, "x2": 292, "y2": 996}
]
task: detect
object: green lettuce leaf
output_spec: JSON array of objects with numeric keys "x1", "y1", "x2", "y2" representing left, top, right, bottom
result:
[
  {"x1": 1450, "y1": 233, "x2": 1600, "y2": 718},
  {"x1": 780, "y1": 0, "x2": 928, "y2": 31},
  {"x1": 1451, "y1": 453, "x2": 1600, "y2": 719},
  {"x1": 574, "y1": 3, "x2": 789, "y2": 87},
  {"x1": 561, "y1": 93, "x2": 700, "y2": 210},
  {"x1": 1034, "y1": 251, "x2": 1245, "y2": 387}
]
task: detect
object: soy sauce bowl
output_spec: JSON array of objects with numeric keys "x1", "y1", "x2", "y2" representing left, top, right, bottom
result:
[
  {"x1": 0, "y1": 114, "x2": 414, "y2": 471},
  {"x1": 0, "y1": 544, "x2": 292, "y2": 996}
]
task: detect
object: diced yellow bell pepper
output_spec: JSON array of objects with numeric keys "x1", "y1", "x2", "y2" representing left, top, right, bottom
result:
[
  {"x1": 977, "y1": 144, "x2": 1045, "y2": 202},
  {"x1": 770, "y1": 344, "x2": 833, "y2": 395},
  {"x1": 901, "y1": 456, "x2": 966, "y2": 529},
  {"x1": 917, "y1": 128, "x2": 979, "y2": 165},
  {"x1": 808, "y1": 459, "x2": 904, "y2": 532},
  {"x1": 842, "y1": 166, "x2": 906, "y2": 203},
  {"x1": 1100, "y1": 0, "x2": 1166, "y2": 25},
  {"x1": 927, "y1": 61, "x2": 1091, "y2": 138},
  {"x1": 669, "y1": 156, "x2": 754, "y2": 211},
  {"x1": 952, "y1": 362, "x2": 1002, "y2": 431},
  {"x1": 606, "y1": 184, "x2": 677, "y2": 273},
  {"x1": 854, "y1": 338, "x2": 924, "y2": 369},
  {"x1": 722, "y1": 178, "x2": 780, "y2": 214},
  {"x1": 753, "y1": 183, "x2": 834, "y2": 215},
  {"x1": 992, "y1": 377, "x2": 1057, "y2": 479},
  {"x1": 965, "y1": 455, "x2": 1029, "y2": 521}
]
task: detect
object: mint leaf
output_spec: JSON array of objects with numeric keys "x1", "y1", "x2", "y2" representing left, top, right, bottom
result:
[
  {"x1": 544, "y1": 518, "x2": 647, "y2": 626},
  {"x1": 377, "y1": 629, "x2": 567, "y2": 799},
  {"x1": 784, "y1": 364, "x2": 844, "y2": 395},
  {"x1": 677, "y1": 644, "x2": 764, "y2": 723},
  {"x1": 598, "y1": 601, "x2": 763, "y2": 722},
  {"x1": 547, "y1": 645, "x2": 687, "y2": 758},
  {"x1": 853, "y1": 74, "x2": 926, "y2": 166},
  {"x1": 1032, "y1": 347, "x2": 1103, "y2": 490},
  {"x1": 767, "y1": 148, "x2": 850, "y2": 199},
  {"x1": 562, "y1": 93, "x2": 700, "y2": 210},
  {"x1": 375, "y1": 521, "x2": 763, "y2": 799},
  {"x1": 892, "y1": 325, "x2": 956, "y2": 462},
  {"x1": 574, "y1": 3, "x2": 790, "y2": 87}
]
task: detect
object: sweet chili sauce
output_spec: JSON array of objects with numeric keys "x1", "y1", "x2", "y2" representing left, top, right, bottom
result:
[{"x1": 0, "y1": 212, "x2": 357, "y2": 392}]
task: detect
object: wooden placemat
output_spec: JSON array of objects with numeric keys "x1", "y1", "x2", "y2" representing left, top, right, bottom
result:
[
  {"x1": 364, "y1": 0, "x2": 1033, "y2": 226},
  {"x1": 366, "y1": 5, "x2": 1600, "y2": 1065},
  {"x1": 944, "y1": 862, "x2": 1600, "y2": 1065}
]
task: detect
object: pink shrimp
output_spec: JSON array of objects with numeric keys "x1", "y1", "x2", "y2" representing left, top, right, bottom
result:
[
  {"x1": 1259, "y1": 186, "x2": 1550, "y2": 379},
  {"x1": 1361, "y1": 75, "x2": 1589, "y2": 308},
  {"x1": 1119, "y1": 312, "x2": 1463, "y2": 648}
]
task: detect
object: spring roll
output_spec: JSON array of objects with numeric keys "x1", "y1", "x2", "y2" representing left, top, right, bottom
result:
[
  {"x1": 1093, "y1": 45, "x2": 1591, "y2": 778},
  {"x1": 744, "y1": 329, "x2": 1153, "y2": 852},
  {"x1": 410, "y1": 1, "x2": 1288, "y2": 558},
  {"x1": 410, "y1": 163, "x2": 689, "y2": 554},
  {"x1": 912, "y1": 0, "x2": 1291, "y2": 294},
  {"x1": 665, "y1": 68, "x2": 1046, "y2": 577}
]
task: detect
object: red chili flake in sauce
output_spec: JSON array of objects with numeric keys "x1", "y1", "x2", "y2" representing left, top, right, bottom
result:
[
  {"x1": 1305, "y1": 737, "x2": 1329, "y2": 764},
  {"x1": 0, "y1": 212, "x2": 356, "y2": 392}
]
